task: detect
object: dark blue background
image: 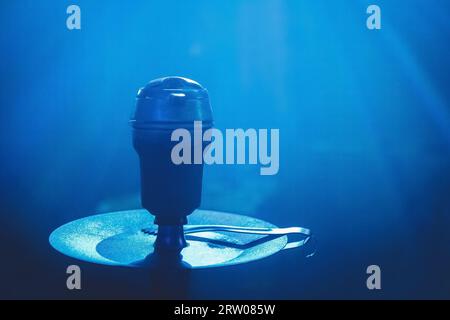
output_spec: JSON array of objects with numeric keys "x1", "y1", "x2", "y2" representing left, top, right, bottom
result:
[{"x1": 0, "y1": 0, "x2": 449, "y2": 299}]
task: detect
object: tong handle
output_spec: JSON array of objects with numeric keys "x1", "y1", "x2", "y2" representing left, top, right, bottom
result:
[{"x1": 182, "y1": 225, "x2": 311, "y2": 237}]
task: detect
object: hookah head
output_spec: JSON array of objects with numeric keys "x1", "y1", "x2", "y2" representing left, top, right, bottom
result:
[{"x1": 131, "y1": 77, "x2": 213, "y2": 250}]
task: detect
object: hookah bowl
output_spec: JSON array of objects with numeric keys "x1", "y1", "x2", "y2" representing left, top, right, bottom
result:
[
  {"x1": 49, "y1": 77, "x2": 313, "y2": 271},
  {"x1": 130, "y1": 76, "x2": 213, "y2": 252}
]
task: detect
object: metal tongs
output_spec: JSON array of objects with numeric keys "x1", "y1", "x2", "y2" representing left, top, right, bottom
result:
[{"x1": 142, "y1": 225, "x2": 313, "y2": 253}]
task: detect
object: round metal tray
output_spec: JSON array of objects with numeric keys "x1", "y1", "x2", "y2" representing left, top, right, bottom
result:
[{"x1": 49, "y1": 209, "x2": 289, "y2": 269}]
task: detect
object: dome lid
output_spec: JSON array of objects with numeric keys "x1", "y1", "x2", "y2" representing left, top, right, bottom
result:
[{"x1": 132, "y1": 76, "x2": 213, "y2": 130}]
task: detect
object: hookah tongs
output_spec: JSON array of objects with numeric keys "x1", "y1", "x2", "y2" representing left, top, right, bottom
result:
[{"x1": 142, "y1": 225, "x2": 314, "y2": 253}]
